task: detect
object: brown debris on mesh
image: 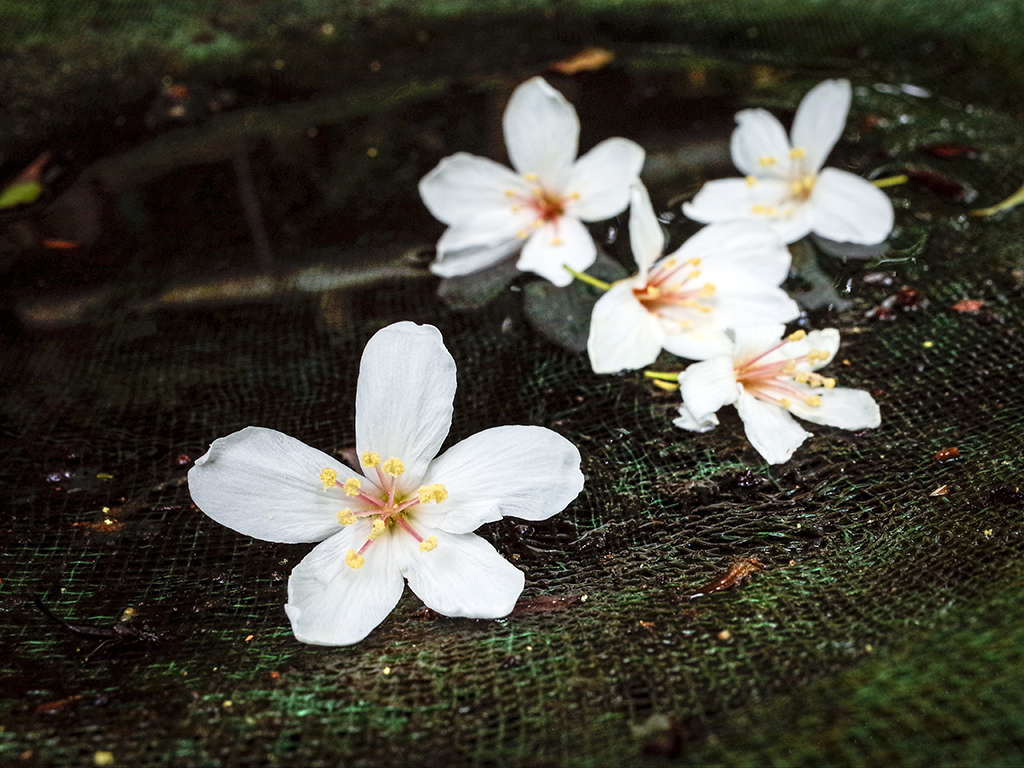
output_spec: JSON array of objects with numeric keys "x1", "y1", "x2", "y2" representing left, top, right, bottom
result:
[
  {"x1": 934, "y1": 447, "x2": 960, "y2": 463},
  {"x1": 689, "y1": 558, "x2": 766, "y2": 600},
  {"x1": 513, "y1": 594, "x2": 584, "y2": 616}
]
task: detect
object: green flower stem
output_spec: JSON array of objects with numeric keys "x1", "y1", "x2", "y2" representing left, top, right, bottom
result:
[
  {"x1": 643, "y1": 370, "x2": 681, "y2": 382},
  {"x1": 871, "y1": 174, "x2": 909, "y2": 188},
  {"x1": 564, "y1": 266, "x2": 611, "y2": 291}
]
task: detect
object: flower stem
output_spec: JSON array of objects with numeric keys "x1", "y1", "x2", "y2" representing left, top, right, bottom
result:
[
  {"x1": 564, "y1": 266, "x2": 611, "y2": 291},
  {"x1": 971, "y1": 181, "x2": 1024, "y2": 217},
  {"x1": 871, "y1": 174, "x2": 909, "y2": 189},
  {"x1": 643, "y1": 370, "x2": 681, "y2": 382}
]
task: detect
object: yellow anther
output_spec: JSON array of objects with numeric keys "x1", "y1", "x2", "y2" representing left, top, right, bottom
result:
[
  {"x1": 419, "y1": 536, "x2": 439, "y2": 553},
  {"x1": 417, "y1": 483, "x2": 449, "y2": 504},
  {"x1": 368, "y1": 518, "x2": 387, "y2": 540},
  {"x1": 678, "y1": 319, "x2": 692, "y2": 330},
  {"x1": 652, "y1": 379, "x2": 680, "y2": 392},
  {"x1": 505, "y1": 189, "x2": 516, "y2": 197},
  {"x1": 789, "y1": 147, "x2": 806, "y2": 159},
  {"x1": 319, "y1": 468, "x2": 338, "y2": 491},
  {"x1": 787, "y1": 330, "x2": 807, "y2": 341},
  {"x1": 524, "y1": 173, "x2": 538, "y2": 181},
  {"x1": 383, "y1": 457, "x2": 405, "y2": 476},
  {"x1": 781, "y1": 361, "x2": 797, "y2": 373},
  {"x1": 530, "y1": 186, "x2": 543, "y2": 197},
  {"x1": 343, "y1": 477, "x2": 362, "y2": 496},
  {"x1": 551, "y1": 237, "x2": 563, "y2": 245},
  {"x1": 516, "y1": 229, "x2": 528, "y2": 239},
  {"x1": 345, "y1": 550, "x2": 365, "y2": 569},
  {"x1": 751, "y1": 204, "x2": 777, "y2": 215},
  {"x1": 793, "y1": 371, "x2": 810, "y2": 383},
  {"x1": 663, "y1": 258, "x2": 677, "y2": 269},
  {"x1": 700, "y1": 283, "x2": 716, "y2": 297},
  {"x1": 337, "y1": 509, "x2": 356, "y2": 525},
  {"x1": 779, "y1": 398, "x2": 792, "y2": 409},
  {"x1": 643, "y1": 285, "x2": 663, "y2": 298},
  {"x1": 686, "y1": 257, "x2": 702, "y2": 266},
  {"x1": 823, "y1": 378, "x2": 837, "y2": 389},
  {"x1": 807, "y1": 349, "x2": 831, "y2": 363},
  {"x1": 695, "y1": 304, "x2": 713, "y2": 314},
  {"x1": 804, "y1": 394, "x2": 822, "y2": 407},
  {"x1": 746, "y1": 175, "x2": 758, "y2": 186},
  {"x1": 361, "y1": 451, "x2": 381, "y2": 468},
  {"x1": 758, "y1": 156, "x2": 777, "y2": 166},
  {"x1": 570, "y1": 191, "x2": 581, "y2": 200}
]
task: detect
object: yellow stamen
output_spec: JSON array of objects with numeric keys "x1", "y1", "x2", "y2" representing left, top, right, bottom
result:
[
  {"x1": 751, "y1": 204, "x2": 777, "y2": 215},
  {"x1": 419, "y1": 536, "x2": 439, "y2": 553},
  {"x1": 806, "y1": 349, "x2": 830, "y2": 363},
  {"x1": 319, "y1": 468, "x2": 337, "y2": 491},
  {"x1": 804, "y1": 394, "x2": 822, "y2": 407},
  {"x1": 700, "y1": 283, "x2": 716, "y2": 297},
  {"x1": 793, "y1": 371, "x2": 810, "y2": 383},
  {"x1": 524, "y1": 173, "x2": 538, "y2": 181},
  {"x1": 758, "y1": 156, "x2": 777, "y2": 166},
  {"x1": 787, "y1": 330, "x2": 807, "y2": 342},
  {"x1": 551, "y1": 236, "x2": 563, "y2": 245},
  {"x1": 569, "y1": 191, "x2": 581, "y2": 200},
  {"x1": 343, "y1": 477, "x2": 362, "y2": 496},
  {"x1": 746, "y1": 175, "x2": 758, "y2": 186},
  {"x1": 779, "y1": 398, "x2": 792, "y2": 409},
  {"x1": 361, "y1": 451, "x2": 381, "y2": 468},
  {"x1": 337, "y1": 509, "x2": 356, "y2": 525},
  {"x1": 345, "y1": 550, "x2": 365, "y2": 569},
  {"x1": 789, "y1": 147, "x2": 806, "y2": 159},
  {"x1": 663, "y1": 258, "x2": 677, "y2": 269},
  {"x1": 652, "y1": 380, "x2": 680, "y2": 392},
  {"x1": 643, "y1": 285, "x2": 663, "y2": 299},
  {"x1": 417, "y1": 483, "x2": 449, "y2": 504},
  {"x1": 382, "y1": 457, "x2": 405, "y2": 476},
  {"x1": 823, "y1": 378, "x2": 836, "y2": 389},
  {"x1": 686, "y1": 258, "x2": 702, "y2": 266},
  {"x1": 516, "y1": 229, "x2": 528, "y2": 239},
  {"x1": 504, "y1": 189, "x2": 516, "y2": 197},
  {"x1": 687, "y1": 269, "x2": 701, "y2": 281},
  {"x1": 368, "y1": 518, "x2": 387, "y2": 540},
  {"x1": 781, "y1": 361, "x2": 797, "y2": 373}
]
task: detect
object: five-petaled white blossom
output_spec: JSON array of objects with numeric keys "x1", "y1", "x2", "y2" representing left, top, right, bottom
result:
[
  {"x1": 188, "y1": 322, "x2": 584, "y2": 646},
  {"x1": 674, "y1": 324, "x2": 880, "y2": 464},
  {"x1": 587, "y1": 183, "x2": 799, "y2": 372},
  {"x1": 419, "y1": 76, "x2": 645, "y2": 287},
  {"x1": 683, "y1": 79, "x2": 894, "y2": 245}
]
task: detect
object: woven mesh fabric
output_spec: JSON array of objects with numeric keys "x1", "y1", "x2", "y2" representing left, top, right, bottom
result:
[{"x1": 4, "y1": 3, "x2": 1024, "y2": 766}]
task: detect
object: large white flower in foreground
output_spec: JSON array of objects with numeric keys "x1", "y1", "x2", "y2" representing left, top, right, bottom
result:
[
  {"x1": 587, "y1": 183, "x2": 799, "y2": 373},
  {"x1": 419, "y1": 76, "x2": 645, "y2": 287},
  {"x1": 683, "y1": 79, "x2": 894, "y2": 245},
  {"x1": 188, "y1": 322, "x2": 584, "y2": 646},
  {"x1": 674, "y1": 324, "x2": 880, "y2": 464}
]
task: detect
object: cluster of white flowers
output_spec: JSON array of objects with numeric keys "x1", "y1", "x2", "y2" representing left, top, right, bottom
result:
[
  {"x1": 421, "y1": 76, "x2": 885, "y2": 466},
  {"x1": 189, "y1": 76, "x2": 890, "y2": 646}
]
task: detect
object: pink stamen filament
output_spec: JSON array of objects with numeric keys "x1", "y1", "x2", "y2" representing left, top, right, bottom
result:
[{"x1": 393, "y1": 516, "x2": 425, "y2": 543}]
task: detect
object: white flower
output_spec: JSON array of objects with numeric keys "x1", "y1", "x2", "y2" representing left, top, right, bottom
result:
[
  {"x1": 419, "y1": 76, "x2": 645, "y2": 287},
  {"x1": 188, "y1": 322, "x2": 584, "y2": 646},
  {"x1": 587, "y1": 183, "x2": 799, "y2": 373},
  {"x1": 674, "y1": 324, "x2": 880, "y2": 464},
  {"x1": 683, "y1": 79, "x2": 894, "y2": 245}
]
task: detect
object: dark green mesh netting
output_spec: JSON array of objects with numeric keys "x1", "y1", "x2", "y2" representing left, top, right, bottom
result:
[{"x1": 4, "y1": 2, "x2": 1024, "y2": 765}]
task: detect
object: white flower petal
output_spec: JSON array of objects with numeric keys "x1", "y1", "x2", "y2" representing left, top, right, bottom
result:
[
  {"x1": 420, "y1": 425, "x2": 584, "y2": 534},
  {"x1": 789, "y1": 387, "x2": 881, "y2": 430},
  {"x1": 355, "y1": 322, "x2": 456, "y2": 486},
  {"x1": 626, "y1": 182, "x2": 664, "y2": 277},
  {"x1": 735, "y1": 390, "x2": 811, "y2": 465},
  {"x1": 673, "y1": 404, "x2": 720, "y2": 433},
  {"x1": 431, "y1": 236, "x2": 524, "y2": 278},
  {"x1": 683, "y1": 177, "x2": 795, "y2": 231},
  {"x1": 683, "y1": 177, "x2": 756, "y2": 224},
  {"x1": 419, "y1": 152, "x2": 532, "y2": 227},
  {"x1": 730, "y1": 109, "x2": 793, "y2": 179},
  {"x1": 284, "y1": 524, "x2": 405, "y2": 646},
  {"x1": 661, "y1": 329, "x2": 735, "y2": 361},
  {"x1": 730, "y1": 324, "x2": 787, "y2": 366},
  {"x1": 587, "y1": 281, "x2": 666, "y2": 373},
  {"x1": 679, "y1": 356, "x2": 739, "y2": 420},
  {"x1": 503, "y1": 77, "x2": 579, "y2": 190},
  {"x1": 565, "y1": 138, "x2": 645, "y2": 222},
  {"x1": 765, "y1": 204, "x2": 815, "y2": 244},
  {"x1": 790, "y1": 79, "x2": 851, "y2": 174},
  {"x1": 188, "y1": 426, "x2": 354, "y2": 544},
  {"x1": 517, "y1": 217, "x2": 596, "y2": 287},
  {"x1": 394, "y1": 528, "x2": 525, "y2": 618},
  {"x1": 710, "y1": 288, "x2": 801, "y2": 329},
  {"x1": 809, "y1": 168, "x2": 894, "y2": 245},
  {"x1": 784, "y1": 328, "x2": 840, "y2": 369},
  {"x1": 678, "y1": 221, "x2": 790, "y2": 285}
]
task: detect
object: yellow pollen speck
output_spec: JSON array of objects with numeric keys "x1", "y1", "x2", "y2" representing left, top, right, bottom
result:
[
  {"x1": 368, "y1": 518, "x2": 387, "y2": 540},
  {"x1": 789, "y1": 147, "x2": 806, "y2": 159},
  {"x1": 383, "y1": 457, "x2": 405, "y2": 476},
  {"x1": 746, "y1": 175, "x2": 758, "y2": 186},
  {"x1": 570, "y1": 191, "x2": 581, "y2": 199},
  {"x1": 923, "y1": 341, "x2": 934, "y2": 348},
  {"x1": 337, "y1": 509, "x2": 356, "y2": 525},
  {"x1": 361, "y1": 451, "x2": 381, "y2": 468},
  {"x1": 319, "y1": 468, "x2": 337, "y2": 490},
  {"x1": 804, "y1": 395, "x2": 822, "y2": 407},
  {"x1": 823, "y1": 378, "x2": 836, "y2": 389},
  {"x1": 345, "y1": 549, "x2": 365, "y2": 569},
  {"x1": 758, "y1": 156, "x2": 777, "y2": 166},
  {"x1": 700, "y1": 283, "x2": 716, "y2": 297},
  {"x1": 417, "y1": 483, "x2": 448, "y2": 504},
  {"x1": 787, "y1": 330, "x2": 807, "y2": 341},
  {"x1": 93, "y1": 752, "x2": 115, "y2": 767},
  {"x1": 751, "y1": 204, "x2": 777, "y2": 215},
  {"x1": 419, "y1": 536, "x2": 439, "y2": 552},
  {"x1": 779, "y1": 398, "x2": 792, "y2": 409},
  {"x1": 343, "y1": 477, "x2": 361, "y2": 496},
  {"x1": 505, "y1": 189, "x2": 516, "y2": 197}
]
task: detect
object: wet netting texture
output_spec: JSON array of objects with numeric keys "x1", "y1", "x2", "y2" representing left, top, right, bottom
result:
[{"x1": 5, "y1": 12, "x2": 1024, "y2": 768}]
